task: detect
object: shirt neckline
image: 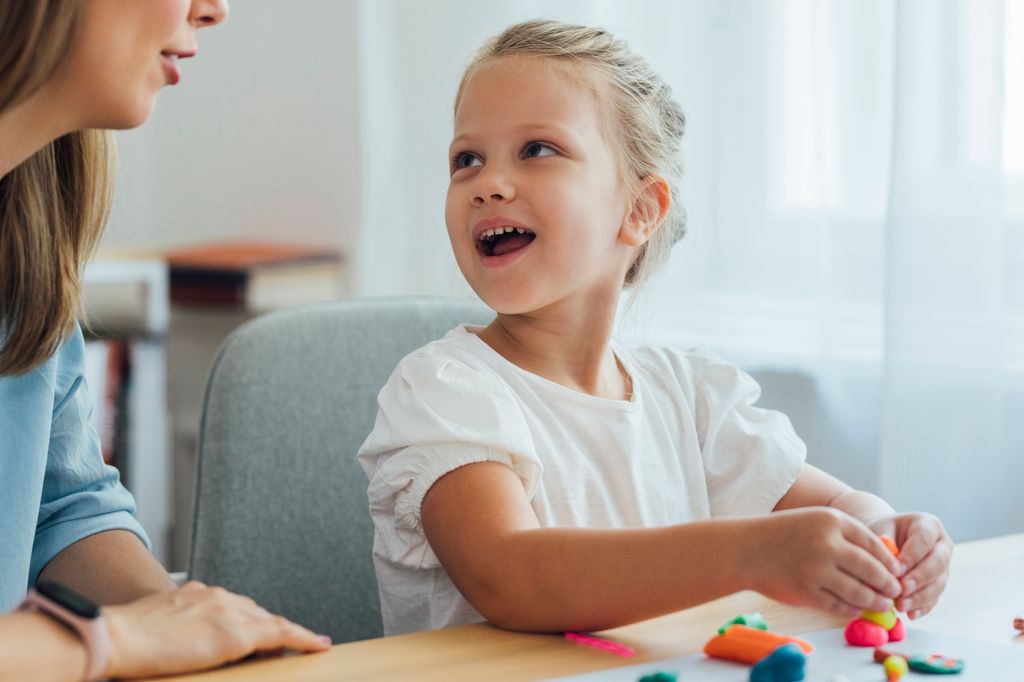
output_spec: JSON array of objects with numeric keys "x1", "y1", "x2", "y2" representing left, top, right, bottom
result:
[{"x1": 455, "y1": 324, "x2": 641, "y2": 408}]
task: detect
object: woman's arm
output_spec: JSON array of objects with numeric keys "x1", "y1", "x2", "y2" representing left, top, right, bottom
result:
[
  {"x1": 38, "y1": 530, "x2": 174, "y2": 604},
  {"x1": 0, "y1": 611, "x2": 87, "y2": 682},
  {"x1": 0, "y1": 582, "x2": 330, "y2": 682},
  {"x1": 421, "y1": 462, "x2": 902, "y2": 632}
]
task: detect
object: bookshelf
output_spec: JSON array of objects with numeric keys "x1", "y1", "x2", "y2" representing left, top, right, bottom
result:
[
  {"x1": 83, "y1": 243, "x2": 346, "y2": 570},
  {"x1": 81, "y1": 256, "x2": 172, "y2": 565}
]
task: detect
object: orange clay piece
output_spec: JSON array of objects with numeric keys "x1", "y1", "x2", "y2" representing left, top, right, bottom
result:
[
  {"x1": 703, "y1": 625, "x2": 814, "y2": 664},
  {"x1": 880, "y1": 535, "x2": 900, "y2": 558}
]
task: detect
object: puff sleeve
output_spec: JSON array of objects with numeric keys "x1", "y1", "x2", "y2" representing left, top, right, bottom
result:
[
  {"x1": 357, "y1": 350, "x2": 542, "y2": 570},
  {"x1": 690, "y1": 351, "x2": 807, "y2": 517}
]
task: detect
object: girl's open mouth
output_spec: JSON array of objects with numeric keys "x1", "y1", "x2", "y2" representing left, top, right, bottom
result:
[{"x1": 476, "y1": 226, "x2": 536, "y2": 258}]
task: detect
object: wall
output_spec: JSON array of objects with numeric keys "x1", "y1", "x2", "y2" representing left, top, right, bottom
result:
[{"x1": 102, "y1": 0, "x2": 361, "y2": 254}]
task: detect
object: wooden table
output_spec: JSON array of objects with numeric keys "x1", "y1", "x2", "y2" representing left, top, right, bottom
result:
[{"x1": 153, "y1": 533, "x2": 1024, "y2": 681}]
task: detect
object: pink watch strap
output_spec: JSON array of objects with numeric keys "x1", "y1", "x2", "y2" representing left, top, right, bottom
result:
[{"x1": 19, "y1": 589, "x2": 112, "y2": 681}]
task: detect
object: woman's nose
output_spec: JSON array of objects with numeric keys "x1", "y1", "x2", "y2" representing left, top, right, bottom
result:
[{"x1": 191, "y1": 0, "x2": 229, "y2": 28}]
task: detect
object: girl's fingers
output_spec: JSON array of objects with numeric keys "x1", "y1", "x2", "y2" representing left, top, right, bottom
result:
[
  {"x1": 836, "y1": 544, "x2": 902, "y2": 601},
  {"x1": 818, "y1": 587, "x2": 863, "y2": 618},
  {"x1": 827, "y1": 567, "x2": 894, "y2": 613},
  {"x1": 898, "y1": 576, "x2": 947, "y2": 615},
  {"x1": 900, "y1": 540, "x2": 952, "y2": 597},
  {"x1": 842, "y1": 521, "x2": 903, "y2": 578},
  {"x1": 896, "y1": 517, "x2": 945, "y2": 570}
]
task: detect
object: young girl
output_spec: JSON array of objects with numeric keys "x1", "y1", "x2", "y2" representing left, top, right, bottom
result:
[{"x1": 358, "y1": 19, "x2": 952, "y2": 636}]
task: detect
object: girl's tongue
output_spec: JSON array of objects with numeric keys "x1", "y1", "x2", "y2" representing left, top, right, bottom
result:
[{"x1": 489, "y1": 232, "x2": 535, "y2": 257}]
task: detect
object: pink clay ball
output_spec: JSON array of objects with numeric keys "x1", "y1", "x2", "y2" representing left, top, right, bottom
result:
[
  {"x1": 845, "y1": 618, "x2": 888, "y2": 647},
  {"x1": 887, "y1": 617, "x2": 905, "y2": 642}
]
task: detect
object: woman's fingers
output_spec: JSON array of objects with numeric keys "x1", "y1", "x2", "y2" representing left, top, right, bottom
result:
[
  {"x1": 251, "y1": 615, "x2": 332, "y2": 652},
  {"x1": 104, "y1": 584, "x2": 331, "y2": 679}
]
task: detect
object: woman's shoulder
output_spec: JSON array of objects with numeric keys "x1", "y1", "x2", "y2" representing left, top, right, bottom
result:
[{"x1": 0, "y1": 323, "x2": 85, "y2": 386}]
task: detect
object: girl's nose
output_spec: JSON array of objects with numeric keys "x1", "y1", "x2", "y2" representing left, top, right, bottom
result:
[
  {"x1": 472, "y1": 167, "x2": 515, "y2": 206},
  {"x1": 191, "y1": 0, "x2": 229, "y2": 28}
]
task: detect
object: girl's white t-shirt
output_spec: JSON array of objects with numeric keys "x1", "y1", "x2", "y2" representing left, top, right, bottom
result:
[{"x1": 357, "y1": 325, "x2": 806, "y2": 635}]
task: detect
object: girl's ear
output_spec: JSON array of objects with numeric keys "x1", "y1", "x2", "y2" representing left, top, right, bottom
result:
[{"x1": 620, "y1": 176, "x2": 671, "y2": 247}]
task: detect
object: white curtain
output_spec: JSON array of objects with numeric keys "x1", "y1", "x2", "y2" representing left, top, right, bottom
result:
[{"x1": 353, "y1": 0, "x2": 1024, "y2": 541}]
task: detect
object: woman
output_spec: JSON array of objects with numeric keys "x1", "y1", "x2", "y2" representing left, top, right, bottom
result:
[{"x1": 0, "y1": 2, "x2": 331, "y2": 680}]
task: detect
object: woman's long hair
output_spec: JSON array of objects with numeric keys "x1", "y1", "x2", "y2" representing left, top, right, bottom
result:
[{"x1": 0, "y1": 0, "x2": 115, "y2": 375}]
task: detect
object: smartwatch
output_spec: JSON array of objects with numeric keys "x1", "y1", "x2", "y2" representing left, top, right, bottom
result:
[{"x1": 19, "y1": 581, "x2": 112, "y2": 681}]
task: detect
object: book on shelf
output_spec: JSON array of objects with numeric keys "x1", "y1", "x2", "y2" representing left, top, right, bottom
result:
[
  {"x1": 164, "y1": 240, "x2": 346, "y2": 311},
  {"x1": 82, "y1": 338, "x2": 130, "y2": 467}
]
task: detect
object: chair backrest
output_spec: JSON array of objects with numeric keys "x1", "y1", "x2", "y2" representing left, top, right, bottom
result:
[{"x1": 188, "y1": 296, "x2": 493, "y2": 643}]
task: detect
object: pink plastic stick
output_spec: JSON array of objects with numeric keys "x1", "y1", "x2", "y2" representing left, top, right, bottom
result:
[{"x1": 564, "y1": 631, "x2": 637, "y2": 657}]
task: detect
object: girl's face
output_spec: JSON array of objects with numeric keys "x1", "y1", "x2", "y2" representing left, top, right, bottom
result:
[
  {"x1": 446, "y1": 56, "x2": 636, "y2": 315},
  {"x1": 49, "y1": 0, "x2": 228, "y2": 130}
]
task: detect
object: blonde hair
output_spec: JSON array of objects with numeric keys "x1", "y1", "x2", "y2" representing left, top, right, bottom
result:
[
  {"x1": 0, "y1": 1, "x2": 115, "y2": 375},
  {"x1": 456, "y1": 18, "x2": 686, "y2": 288}
]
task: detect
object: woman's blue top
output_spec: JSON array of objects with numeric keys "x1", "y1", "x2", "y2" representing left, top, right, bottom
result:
[{"x1": 0, "y1": 323, "x2": 148, "y2": 611}]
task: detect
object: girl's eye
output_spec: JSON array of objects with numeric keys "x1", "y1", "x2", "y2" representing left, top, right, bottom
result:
[
  {"x1": 452, "y1": 152, "x2": 482, "y2": 171},
  {"x1": 523, "y1": 142, "x2": 557, "y2": 159}
]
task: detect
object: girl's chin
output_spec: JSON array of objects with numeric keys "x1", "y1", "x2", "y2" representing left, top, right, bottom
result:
[{"x1": 477, "y1": 291, "x2": 546, "y2": 316}]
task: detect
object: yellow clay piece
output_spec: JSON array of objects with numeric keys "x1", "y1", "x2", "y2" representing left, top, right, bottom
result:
[{"x1": 860, "y1": 606, "x2": 898, "y2": 630}]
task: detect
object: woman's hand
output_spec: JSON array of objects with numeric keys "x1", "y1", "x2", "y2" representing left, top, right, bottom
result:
[
  {"x1": 745, "y1": 507, "x2": 904, "y2": 618},
  {"x1": 102, "y1": 581, "x2": 331, "y2": 679},
  {"x1": 868, "y1": 512, "x2": 953, "y2": 619}
]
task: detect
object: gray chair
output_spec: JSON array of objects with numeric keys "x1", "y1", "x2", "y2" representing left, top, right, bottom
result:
[{"x1": 188, "y1": 296, "x2": 492, "y2": 643}]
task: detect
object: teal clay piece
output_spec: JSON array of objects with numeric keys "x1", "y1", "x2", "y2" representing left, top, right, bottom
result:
[
  {"x1": 908, "y1": 654, "x2": 964, "y2": 674},
  {"x1": 637, "y1": 672, "x2": 677, "y2": 682},
  {"x1": 718, "y1": 612, "x2": 768, "y2": 635}
]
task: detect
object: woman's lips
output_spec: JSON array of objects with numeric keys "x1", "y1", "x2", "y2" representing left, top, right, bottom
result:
[{"x1": 160, "y1": 53, "x2": 181, "y2": 85}]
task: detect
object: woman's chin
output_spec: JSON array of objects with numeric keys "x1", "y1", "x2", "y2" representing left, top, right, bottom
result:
[{"x1": 90, "y1": 97, "x2": 158, "y2": 131}]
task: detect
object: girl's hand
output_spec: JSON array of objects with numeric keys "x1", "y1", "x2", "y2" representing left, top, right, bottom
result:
[
  {"x1": 103, "y1": 581, "x2": 331, "y2": 679},
  {"x1": 745, "y1": 508, "x2": 904, "y2": 618},
  {"x1": 867, "y1": 512, "x2": 953, "y2": 619}
]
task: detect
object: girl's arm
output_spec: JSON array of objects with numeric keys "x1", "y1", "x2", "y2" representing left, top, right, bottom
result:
[
  {"x1": 772, "y1": 463, "x2": 896, "y2": 524},
  {"x1": 421, "y1": 462, "x2": 902, "y2": 632}
]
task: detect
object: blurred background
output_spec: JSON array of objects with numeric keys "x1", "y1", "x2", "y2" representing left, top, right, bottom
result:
[{"x1": 83, "y1": 0, "x2": 1024, "y2": 569}]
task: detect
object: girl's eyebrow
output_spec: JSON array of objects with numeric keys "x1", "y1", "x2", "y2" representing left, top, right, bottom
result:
[{"x1": 450, "y1": 123, "x2": 579, "y2": 150}]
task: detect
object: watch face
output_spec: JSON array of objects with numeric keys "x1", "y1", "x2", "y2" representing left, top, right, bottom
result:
[{"x1": 36, "y1": 581, "x2": 101, "y2": 619}]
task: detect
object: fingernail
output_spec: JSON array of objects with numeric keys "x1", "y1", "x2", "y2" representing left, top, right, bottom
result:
[
  {"x1": 897, "y1": 562, "x2": 908, "y2": 576},
  {"x1": 904, "y1": 578, "x2": 916, "y2": 593},
  {"x1": 911, "y1": 609, "x2": 923, "y2": 620},
  {"x1": 317, "y1": 635, "x2": 332, "y2": 645}
]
